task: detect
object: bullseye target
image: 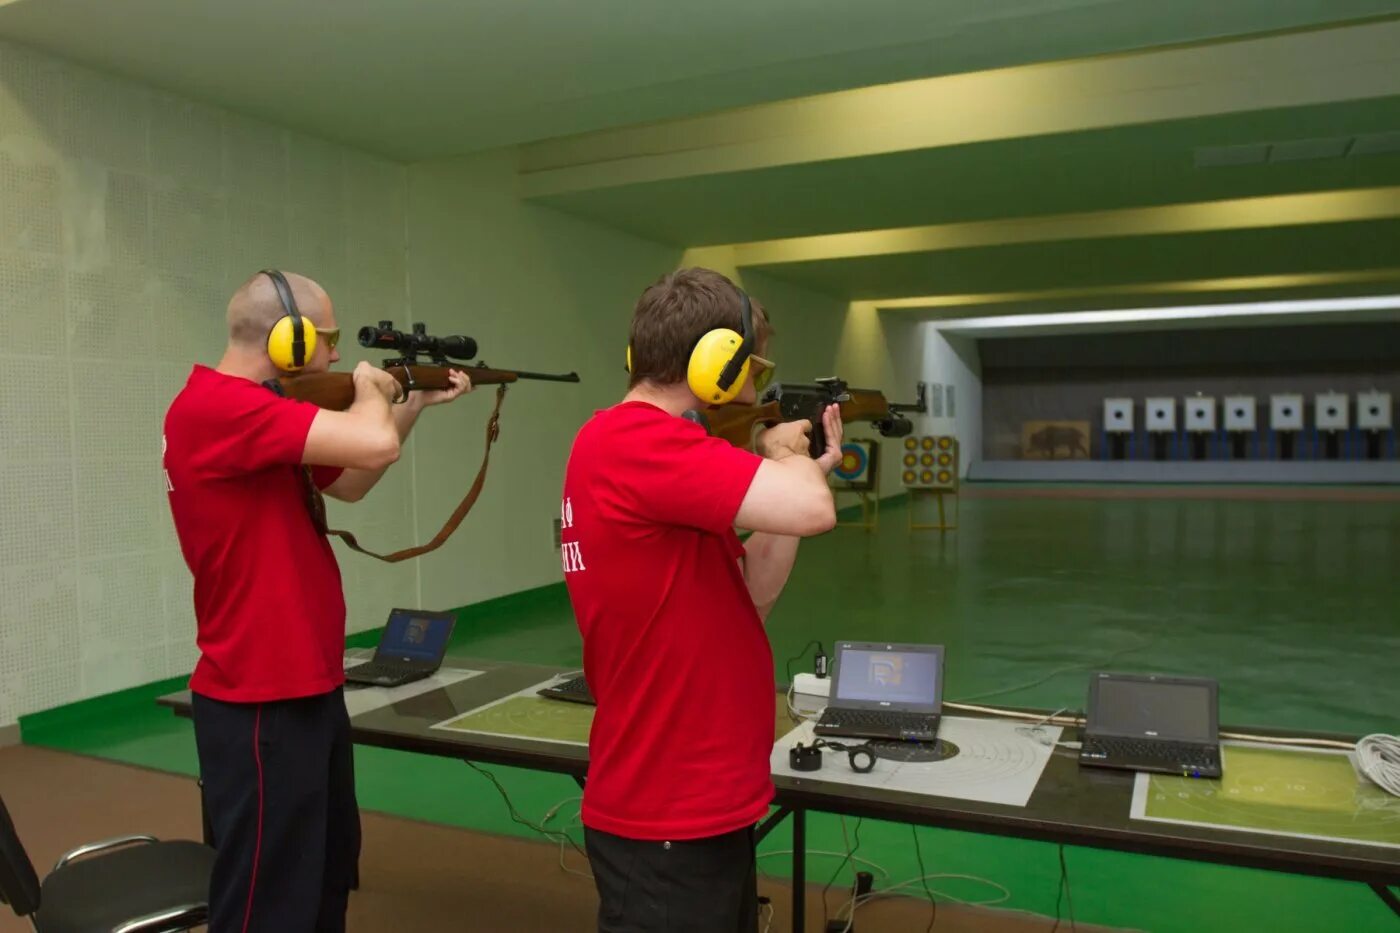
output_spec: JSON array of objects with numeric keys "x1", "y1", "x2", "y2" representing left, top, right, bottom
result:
[{"x1": 828, "y1": 439, "x2": 878, "y2": 492}]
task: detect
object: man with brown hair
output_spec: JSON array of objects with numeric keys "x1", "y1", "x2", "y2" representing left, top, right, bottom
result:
[{"x1": 560, "y1": 267, "x2": 842, "y2": 931}]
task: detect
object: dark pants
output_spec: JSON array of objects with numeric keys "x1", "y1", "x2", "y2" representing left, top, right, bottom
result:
[
  {"x1": 585, "y1": 825, "x2": 758, "y2": 933},
  {"x1": 193, "y1": 688, "x2": 360, "y2": 933}
]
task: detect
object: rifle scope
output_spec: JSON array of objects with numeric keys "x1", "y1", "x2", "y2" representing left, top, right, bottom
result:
[{"x1": 358, "y1": 321, "x2": 478, "y2": 362}]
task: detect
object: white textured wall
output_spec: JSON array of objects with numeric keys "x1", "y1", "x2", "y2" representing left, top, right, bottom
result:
[
  {"x1": 920, "y1": 326, "x2": 982, "y2": 475},
  {"x1": 401, "y1": 158, "x2": 858, "y2": 612},
  {"x1": 834, "y1": 306, "x2": 929, "y2": 493},
  {"x1": 0, "y1": 41, "x2": 855, "y2": 726},
  {"x1": 0, "y1": 39, "x2": 415, "y2": 726}
]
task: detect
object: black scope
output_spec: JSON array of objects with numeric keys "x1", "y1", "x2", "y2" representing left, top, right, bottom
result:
[{"x1": 358, "y1": 321, "x2": 478, "y2": 362}]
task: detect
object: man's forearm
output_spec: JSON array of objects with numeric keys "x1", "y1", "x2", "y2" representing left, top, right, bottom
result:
[
  {"x1": 743, "y1": 531, "x2": 801, "y2": 622},
  {"x1": 323, "y1": 399, "x2": 425, "y2": 501}
]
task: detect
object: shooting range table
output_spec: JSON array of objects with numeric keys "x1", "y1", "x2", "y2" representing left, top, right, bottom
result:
[{"x1": 157, "y1": 655, "x2": 1400, "y2": 930}]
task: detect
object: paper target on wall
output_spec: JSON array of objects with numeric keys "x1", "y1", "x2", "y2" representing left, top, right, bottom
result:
[{"x1": 829, "y1": 439, "x2": 878, "y2": 492}]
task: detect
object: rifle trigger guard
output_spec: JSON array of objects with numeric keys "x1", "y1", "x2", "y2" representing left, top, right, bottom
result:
[{"x1": 391, "y1": 364, "x2": 415, "y2": 405}]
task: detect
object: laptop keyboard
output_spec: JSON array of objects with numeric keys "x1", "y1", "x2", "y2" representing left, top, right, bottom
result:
[
  {"x1": 1082, "y1": 737, "x2": 1218, "y2": 767},
  {"x1": 538, "y1": 675, "x2": 596, "y2": 705},
  {"x1": 818, "y1": 708, "x2": 939, "y2": 735},
  {"x1": 346, "y1": 661, "x2": 411, "y2": 680}
]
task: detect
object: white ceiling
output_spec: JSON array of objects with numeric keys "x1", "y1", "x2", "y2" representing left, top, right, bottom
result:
[{"x1": 1, "y1": 0, "x2": 1396, "y2": 158}]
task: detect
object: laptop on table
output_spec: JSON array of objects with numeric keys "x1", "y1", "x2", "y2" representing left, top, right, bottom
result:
[
  {"x1": 814, "y1": 642, "x2": 944, "y2": 742},
  {"x1": 343, "y1": 608, "x2": 456, "y2": 688},
  {"x1": 1079, "y1": 672, "x2": 1223, "y2": 778},
  {"x1": 536, "y1": 673, "x2": 596, "y2": 705}
]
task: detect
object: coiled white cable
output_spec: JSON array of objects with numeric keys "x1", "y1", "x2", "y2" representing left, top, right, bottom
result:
[{"x1": 1356, "y1": 734, "x2": 1400, "y2": 796}]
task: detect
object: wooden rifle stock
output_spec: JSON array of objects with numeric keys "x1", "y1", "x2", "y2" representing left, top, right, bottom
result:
[
  {"x1": 270, "y1": 360, "x2": 578, "y2": 563},
  {"x1": 271, "y1": 363, "x2": 578, "y2": 410}
]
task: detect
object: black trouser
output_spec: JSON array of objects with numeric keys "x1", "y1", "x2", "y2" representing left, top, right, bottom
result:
[
  {"x1": 193, "y1": 687, "x2": 360, "y2": 933},
  {"x1": 585, "y1": 825, "x2": 758, "y2": 933}
]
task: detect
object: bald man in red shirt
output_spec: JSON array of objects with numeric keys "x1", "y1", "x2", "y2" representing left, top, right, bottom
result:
[{"x1": 163, "y1": 270, "x2": 469, "y2": 932}]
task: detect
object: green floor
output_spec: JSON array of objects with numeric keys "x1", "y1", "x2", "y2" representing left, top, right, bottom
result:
[{"x1": 21, "y1": 490, "x2": 1400, "y2": 932}]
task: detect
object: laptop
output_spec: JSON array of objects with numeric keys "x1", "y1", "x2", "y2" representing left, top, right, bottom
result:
[
  {"x1": 343, "y1": 608, "x2": 456, "y2": 688},
  {"x1": 1079, "y1": 672, "x2": 1223, "y2": 778},
  {"x1": 814, "y1": 642, "x2": 944, "y2": 742},
  {"x1": 536, "y1": 673, "x2": 596, "y2": 706}
]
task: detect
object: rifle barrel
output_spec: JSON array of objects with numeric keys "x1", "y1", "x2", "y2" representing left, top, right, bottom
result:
[{"x1": 506, "y1": 369, "x2": 581, "y2": 383}]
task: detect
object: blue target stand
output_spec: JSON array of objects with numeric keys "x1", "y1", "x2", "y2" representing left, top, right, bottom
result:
[
  {"x1": 1184, "y1": 395, "x2": 1216, "y2": 460},
  {"x1": 1314, "y1": 392, "x2": 1349, "y2": 460},
  {"x1": 1268, "y1": 393, "x2": 1304, "y2": 460},
  {"x1": 1145, "y1": 397, "x2": 1177, "y2": 461},
  {"x1": 1223, "y1": 395, "x2": 1260, "y2": 460},
  {"x1": 1101, "y1": 398, "x2": 1133, "y2": 460},
  {"x1": 1357, "y1": 390, "x2": 1396, "y2": 460},
  {"x1": 830, "y1": 438, "x2": 880, "y2": 531}
]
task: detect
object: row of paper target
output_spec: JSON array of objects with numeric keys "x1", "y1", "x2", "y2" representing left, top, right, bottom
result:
[
  {"x1": 829, "y1": 435, "x2": 960, "y2": 490},
  {"x1": 1105, "y1": 391, "x2": 1393, "y2": 434}
]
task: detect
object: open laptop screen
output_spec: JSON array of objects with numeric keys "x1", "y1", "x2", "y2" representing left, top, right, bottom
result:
[
  {"x1": 834, "y1": 644, "x2": 942, "y2": 711},
  {"x1": 1090, "y1": 676, "x2": 1215, "y2": 743},
  {"x1": 376, "y1": 610, "x2": 454, "y2": 665}
]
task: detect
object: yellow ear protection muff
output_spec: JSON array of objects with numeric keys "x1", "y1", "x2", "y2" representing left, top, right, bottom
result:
[
  {"x1": 263, "y1": 268, "x2": 316, "y2": 372},
  {"x1": 626, "y1": 286, "x2": 769, "y2": 404},
  {"x1": 687, "y1": 288, "x2": 754, "y2": 405}
]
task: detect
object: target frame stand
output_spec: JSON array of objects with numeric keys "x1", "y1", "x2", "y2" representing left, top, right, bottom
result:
[
  {"x1": 901, "y1": 435, "x2": 959, "y2": 532},
  {"x1": 830, "y1": 437, "x2": 881, "y2": 531}
]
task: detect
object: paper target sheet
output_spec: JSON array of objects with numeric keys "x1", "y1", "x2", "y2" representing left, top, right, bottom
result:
[
  {"x1": 771, "y1": 716, "x2": 1062, "y2": 807},
  {"x1": 1131, "y1": 741, "x2": 1400, "y2": 849}
]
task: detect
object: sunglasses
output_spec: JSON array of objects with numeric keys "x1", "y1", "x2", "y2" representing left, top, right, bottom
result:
[
  {"x1": 315, "y1": 327, "x2": 340, "y2": 352},
  {"x1": 750, "y1": 354, "x2": 775, "y2": 392}
]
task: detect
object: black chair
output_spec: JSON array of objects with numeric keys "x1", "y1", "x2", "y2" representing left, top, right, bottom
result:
[{"x1": 0, "y1": 792, "x2": 215, "y2": 932}]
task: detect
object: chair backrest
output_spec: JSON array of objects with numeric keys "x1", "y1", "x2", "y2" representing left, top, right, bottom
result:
[{"x1": 0, "y1": 793, "x2": 41, "y2": 917}]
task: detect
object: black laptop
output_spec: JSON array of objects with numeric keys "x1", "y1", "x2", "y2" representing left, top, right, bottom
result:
[
  {"x1": 814, "y1": 642, "x2": 944, "y2": 742},
  {"x1": 1079, "y1": 672, "x2": 1223, "y2": 778},
  {"x1": 343, "y1": 608, "x2": 456, "y2": 688},
  {"x1": 537, "y1": 673, "x2": 595, "y2": 705}
]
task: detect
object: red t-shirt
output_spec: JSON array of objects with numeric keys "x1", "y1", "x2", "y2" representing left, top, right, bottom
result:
[
  {"x1": 163, "y1": 365, "x2": 347, "y2": 703},
  {"x1": 561, "y1": 401, "x2": 771, "y2": 840}
]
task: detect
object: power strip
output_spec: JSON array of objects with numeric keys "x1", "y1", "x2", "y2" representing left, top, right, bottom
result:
[{"x1": 793, "y1": 672, "x2": 831, "y2": 698}]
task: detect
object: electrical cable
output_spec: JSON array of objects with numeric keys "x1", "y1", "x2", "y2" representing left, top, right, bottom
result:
[
  {"x1": 820, "y1": 816, "x2": 861, "y2": 930},
  {"x1": 912, "y1": 824, "x2": 936, "y2": 932},
  {"x1": 954, "y1": 637, "x2": 1156, "y2": 702},
  {"x1": 463, "y1": 762, "x2": 589, "y2": 864},
  {"x1": 1356, "y1": 734, "x2": 1400, "y2": 795},
  {"x1": 784, "y1": 640, "x2": 826, "y2": 687},
  {"x1": 945, "y1": 701, "x2": 1361, "y2": 751}
]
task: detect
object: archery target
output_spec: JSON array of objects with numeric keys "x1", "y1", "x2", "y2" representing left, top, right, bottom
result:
[
  {"x1": 902, "y1": 436, "x2": 959, "y2": 489},
  {"x1": 829, "y1": 439, "x2": 878, "y2": 492}
]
